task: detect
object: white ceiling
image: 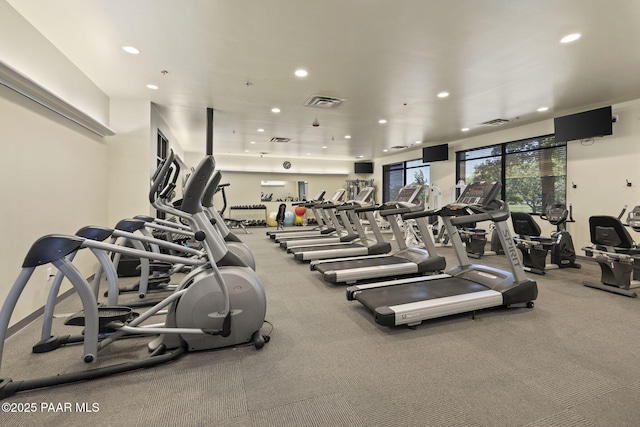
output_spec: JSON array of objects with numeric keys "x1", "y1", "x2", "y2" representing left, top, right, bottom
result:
[{"x1": 9, "y1": 0, "x2": 640, "y2": 160}]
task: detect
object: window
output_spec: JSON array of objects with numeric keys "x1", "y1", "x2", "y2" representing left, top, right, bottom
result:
[
  {"x1": 456, "y1": 135, "x2": 566, "y2": 214},
  {"x1": 157, "y1": 130, "x2": 168, "y2": 165},
  {"x1": 156, "y1": 130, "x2": 169, "y2": 218},
  {"x1": 382, "y1": 159, "x2": 430, "y2": 203}
]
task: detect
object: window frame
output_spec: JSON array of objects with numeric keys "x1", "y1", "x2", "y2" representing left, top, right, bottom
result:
[
  {"x1": 382, "y1": 158, "x2": 430, "y2": 203},
  {"x1": 456, "y1": 134, "x2": 567, "y2": 214}
]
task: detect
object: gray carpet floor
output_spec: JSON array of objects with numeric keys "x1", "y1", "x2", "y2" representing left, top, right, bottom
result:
[{"x1": 2, "y1": 227, "x2": 640, "y2": 426}]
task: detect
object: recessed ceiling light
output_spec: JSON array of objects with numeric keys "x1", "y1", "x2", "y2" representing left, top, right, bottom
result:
[
  {"x1": 437, "y1": 92, "x2": 450, "y2": 98},
  {"x1": 294, "y1": 69, "x2": 308, "y2": 77},
  {"x1": 146, "y1": 84, "x2": 159, "y2": 90},
  {"x1": 244, "y1": 150, "x2": 249, "y2": 153},
  {"x1": 250, "y1": 141, "x2": 256, "y2": 144},
  {"x1": 383, "y1": 149, "x2": 389, "y2": 152},
  {"x1": 537, "y1": 107, "x2": 549, "y2": 112},
  {"x1": 560, "y1": 33, "x2": 581, "y2": 43},
  {"x1": 378, "y1": 119, "x2": 387, "y2": 124},
  {"x1": 122, "y1": 46, "x2": 140, "y2": 55},
  {"x1": 344, "y1": 135, "x2": 351, "y2": 139},
  {"x1": 415, "y1": 141, "x2": 422, "y2": 144},
  {"x1": 306, "y1": 153, "x2": 311, "y2": 156},
  {"x1": 257, "y1": 128, "x2": 264, "y2": 132},
  {"x1": 271, "y1": 108, "x2": 281, "y2": 113},
  {"x1": 357, "y1": 156, "x2": 365, "y2": 159},
  {"x1": 322, "y1": 146, "x2": 327, "y2": 149},
  {"x1": 461, "y1": 128, "x2": 470, "y2": 132}
]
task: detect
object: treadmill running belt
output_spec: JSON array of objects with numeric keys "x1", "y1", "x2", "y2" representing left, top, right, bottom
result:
[
  {"x1": 314, "y1": 256, "x2": 409, "y2": 274},
  {"x1": 356, "y1": 277, "x2": 489, "y2": 312},
  {"x1": 289, "y1": 243, "x2": 360, "y2": 253}
]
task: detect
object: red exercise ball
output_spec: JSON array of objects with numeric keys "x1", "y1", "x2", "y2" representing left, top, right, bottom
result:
[{"x1": 294, "y1": 206, "x2": 306, "y2": 216}]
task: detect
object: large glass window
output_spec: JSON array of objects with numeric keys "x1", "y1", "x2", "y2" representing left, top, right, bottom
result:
[
  {"x1": 382, "y1": 159, "x2": 430, "y2": 203},
  {"x1": 456, "y1": 135, "x2": 566, "y2": 214}
]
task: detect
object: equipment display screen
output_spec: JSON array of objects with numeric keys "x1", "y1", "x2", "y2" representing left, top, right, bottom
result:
[
  {"x1": 354, "y1": 187, "x2": 374, "y2": 202},
  {"x1": 396, "y1": 185, "x2": 421, "y2": 203},
  {"x1": 456, "y1": 181, "x2": 501, "y2": 206}
]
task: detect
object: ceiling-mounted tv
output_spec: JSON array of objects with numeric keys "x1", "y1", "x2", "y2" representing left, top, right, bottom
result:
[
  {"x1": 354, "y1": 161, "x2": 374, "y2": 174},
  {"x1": 554, "y1": 106, "x2": 613, "y2": 142},
  {"x1": 422, "y1": 143, "x2": 449, "y2": 162}
]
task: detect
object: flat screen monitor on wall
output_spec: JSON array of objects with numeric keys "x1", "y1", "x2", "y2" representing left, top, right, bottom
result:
[
  {"x1": 554, "y1": 106, "x2": 613, "y2": 142},
  {"x1": 422, "y1": 144, "x2": 449, "y2": 162},
  {"x1": 354, "y1": 161, "x2": 374, "y2": 174}
]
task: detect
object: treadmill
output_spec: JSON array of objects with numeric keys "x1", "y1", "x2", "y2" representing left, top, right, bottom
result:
[
  {"x1": 289, "y1": 185, "x2": 420, "y2": 261},
  {"x1": 310, "y1": 185, "x2": 446, "y2": 283},
  {"x1": 269, "y1": 189, "x2": 344, "y2": 241},
  {"x1": 345, "y1": 181, "x2": 538, "y2": 328},
  {"x1": 266, "y1": 190, "x2": 325, "y2": 237},
  {"x1": 277, "y1": 188, "x2": 370, "y2": 249}
]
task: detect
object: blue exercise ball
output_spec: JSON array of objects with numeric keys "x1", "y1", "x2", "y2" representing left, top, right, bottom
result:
[{"x1": 283, "y1": 210, "x2": 295, "y2": 226}]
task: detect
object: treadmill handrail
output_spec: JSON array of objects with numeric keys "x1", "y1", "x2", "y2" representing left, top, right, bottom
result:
[
  {"x1": 318, "y1": 202, "x2": 339, "y2": 209},
  {"x1": 449, "y1": 201, "x2": 510, "y2": 226},
  {"x1": 379, "y1": 206, "x2": 412, "y2": 217},
  {"x1": 402, "y1": 200, "x2": 509, "y2": 225},
  {"x1": 336, "y1": 202, "x2": 359, "y2": 211},
  {"x1": 354, "y1": 205, "x2": 379, "y2": 213},
  {"x1": 402, "y1": 209, "x2": 437, "y2": 220},
  {"x1": 310, "y1": 199, "x2": 337, "y2": 207}
]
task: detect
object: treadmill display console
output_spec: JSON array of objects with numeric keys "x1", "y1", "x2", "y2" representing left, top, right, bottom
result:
[
  {"x1": 353, "y1": 187, "x2": 375, "y2": 203},
  {"x1": 395, "y1": 185, "x2": 422, "y2": 204},
  {"x1": 311, "y1": 190, "x2": 326, "y2": 201},
  {"x1": 329, "y1": 189, "x2": 346, "y2": 202},
  {"x1": 456, "y1": 181, "x2": 501, "y2": 206}
]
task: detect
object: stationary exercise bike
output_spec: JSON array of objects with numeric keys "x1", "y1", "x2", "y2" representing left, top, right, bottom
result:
[
  {"x1": 512, "y1": 204, "x2": 580, "y2": 275},
  {"x1": 0, "y1": 151, "x2": 268, "y2": 398},
  {"x1": 543, "y1": 204, "x2": 580, "y2": 269},
  {"x1": 582, "y1": 205, "x2": 640, "y2": 297}
]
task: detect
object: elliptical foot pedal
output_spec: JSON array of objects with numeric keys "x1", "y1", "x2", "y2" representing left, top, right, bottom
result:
[{"x1": 65, "y1": 307, "x2": 138, "y2": 333}]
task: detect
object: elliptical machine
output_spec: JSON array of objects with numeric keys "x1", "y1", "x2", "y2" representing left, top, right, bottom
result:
[{"x1": 0, "y1": 151, "x2": 268, "y2": 398}]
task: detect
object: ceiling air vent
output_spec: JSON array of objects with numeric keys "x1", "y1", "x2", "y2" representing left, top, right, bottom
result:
[
  {"x1": 390, "y1": 145, "x2": 408, "y2": 150},
  {"x1": 304, "y1": 95, "x2": 345, "y2": 109},
  {"x1": 478, "y1": 118, "x2": 511, "y2": 127},
  {"x1": 269, "y1": 137, "x2": 292, "y2": 143}
]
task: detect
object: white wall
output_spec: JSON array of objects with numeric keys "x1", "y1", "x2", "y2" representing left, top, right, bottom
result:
[
  {"x1": 183, "y1": 151, "x2": 369, "y2": 211},
  {"x1": 0, "y1": 1, "x2": 109, "y2": 125},
  {"x1": 0, "y1": 85, "x2": 109, "y2": 327},
  {"x1": 0, "y1": 2, "x2": 113, "y2": 327},
  {"x1": 211, "y1": 170, "x2": 350, "y2": 210},
  {"x1": 0, "y1": 3, "x2": 177, "y2": 328},
  {"x1": 210, "y1": 153, "x2": 354, "y2": 175},
  {"x1": 568, "y1": 100, "x2": 640, "y2": 250},
  {"x1": 105, "y1": 99, "x2": 152, "y2": 226},
  {"x1": 372, "y1": 99, "x2": 640, "y2": 252}
]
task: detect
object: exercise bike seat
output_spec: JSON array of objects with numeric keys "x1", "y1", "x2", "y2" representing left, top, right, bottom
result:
[
  {"x1": 511, "y1": 212, "x2": 555, "y2": 247},
  {"x1": 588, "y1": 215, "x2": 640, "y2": 254}
]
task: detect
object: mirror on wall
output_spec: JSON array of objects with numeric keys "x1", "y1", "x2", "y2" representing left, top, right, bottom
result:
[{"x1": 260, "y1": 180, "x2": 308, "y2": 202}]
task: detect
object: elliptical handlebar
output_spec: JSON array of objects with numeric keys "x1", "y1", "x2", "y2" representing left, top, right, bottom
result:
[
  {"x1": 202, "y1": 171, "x2": 222, "y2": 209},
  {"x1": 149, "y1": 150, "x2": 176, "y2": 204},
  {"x1": 181, "y1": 156, "x2": 216, "y2": 215}
]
